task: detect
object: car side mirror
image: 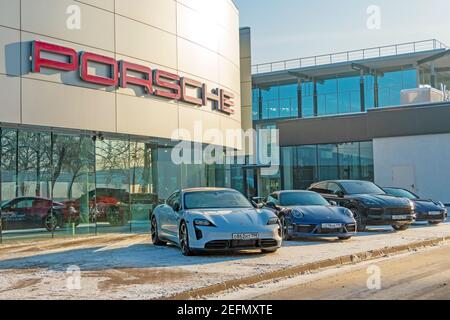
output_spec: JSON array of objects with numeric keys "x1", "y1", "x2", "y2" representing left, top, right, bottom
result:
[{"x1": 329, "y1": 200, "x2": 338, "y2": 206}]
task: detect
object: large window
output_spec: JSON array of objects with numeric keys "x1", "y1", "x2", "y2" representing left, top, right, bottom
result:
[
  {"x1": 281, "y1": 142, "x2": 374, "y2": 192},
  {"x1": 253, "y1": 83, "x2": 298, "y2": 120},
  {"x1": 0, "y1": 128, "x2": 234, "y2": 242},
  {"x1": 253, "y1": 67, "x2": 420, "y2": 121},
  {"x1": 378, "y1": 69, "x2": 417, "y2": 107}
]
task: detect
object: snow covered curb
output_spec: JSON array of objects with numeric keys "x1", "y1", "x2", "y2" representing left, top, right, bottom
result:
[{"x1": 169, "y1": 236, "x2": 450, "y2": 300}]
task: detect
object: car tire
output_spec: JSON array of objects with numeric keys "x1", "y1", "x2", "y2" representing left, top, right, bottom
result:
[
  {"x1": 261, "y1": 248, "x2": 278, "y2": 254},
  {"x1": 350, "y1": 207, "x2": 366, "y2": 232},
  {"x1": 179, "y1": 221, "x2": 195, "y2": 256},
  {"x1": 151, "y1": 215, "x2": 166, "y2": 246},
  {"x1": 338, "y1": 236, "x2": 352, "y2": 241},
  {"x1": 428, "y1": 221, "x2": 442, "y2": 226},
  {"x1": 44, "y1": 214, "x2": 58, "y2": 232},
  {"x1": 392, "y1": 224, "x2": 410, "y2": 231},
  {"x1": 280, "y1": 216, "x2": 292, "y2": 241}
]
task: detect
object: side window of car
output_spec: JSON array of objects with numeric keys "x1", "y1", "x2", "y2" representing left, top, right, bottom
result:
[
  {"x1": 15, "y1": 199, "x2": 33, "y2": 209},
  {"x1": 311, "y1": 182, "x2": 329, "y2": 194},
  {"x1": 167, "y1": 192, "x2": 181, "y2": 211},
  {"x1": 327, "y1": 183, "x2": 343, "y2": 196},
  {"x1": 172, "y1": 193, "x2": 181, "y2": 211},
  {"x1": 166, "y1": 193, "x2": 176, "y2": 208}
]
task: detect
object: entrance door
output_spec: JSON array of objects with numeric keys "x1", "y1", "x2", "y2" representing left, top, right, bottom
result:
[{"x1": 392, "y1": 165, "x2": 416, "y2": 192}]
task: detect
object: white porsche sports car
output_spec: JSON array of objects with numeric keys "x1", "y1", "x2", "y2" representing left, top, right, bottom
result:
[{"x1": 151, "y1": 188, "x2": 282, "y2": 256}]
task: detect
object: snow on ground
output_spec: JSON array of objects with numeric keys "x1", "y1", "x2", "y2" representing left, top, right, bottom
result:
[{"x1": 0, "y1": 221, "x2": 449, "y2": 300}]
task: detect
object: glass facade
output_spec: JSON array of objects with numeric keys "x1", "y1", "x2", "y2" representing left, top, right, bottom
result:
[
  {"x1": 282, "y1": 142, "x2": 374, "y2": 190},
  {"x1": 253, "y1": 68, "x2": 418, "y2": 121},
  {"x1": 0, "y1": 127, "x2": 236, "y2": 242}
]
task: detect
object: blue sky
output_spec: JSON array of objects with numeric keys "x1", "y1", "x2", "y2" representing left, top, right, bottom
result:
[{"x1": 234, "y1": 0, "x2": 450, "y2": 64}]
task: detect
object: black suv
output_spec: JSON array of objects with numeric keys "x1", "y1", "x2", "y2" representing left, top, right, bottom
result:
[{"x1": 308, "y1": 180, "x2": 415, "y2": 232}]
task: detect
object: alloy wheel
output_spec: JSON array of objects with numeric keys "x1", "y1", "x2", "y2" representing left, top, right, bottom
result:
[
  {"x1": 151, "y1": 216, "x2": 158, "y2": 242},
  {"x1": 45, "y1": 215, "x2": 57, "y2": 232},
  {"x1": 179, "y1": 223, "x2": 191, "y2": 256}
]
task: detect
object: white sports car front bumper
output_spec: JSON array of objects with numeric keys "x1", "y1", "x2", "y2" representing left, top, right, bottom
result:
[{"x1": 188, "y1": 223, "x2": 282, "y2": 251}]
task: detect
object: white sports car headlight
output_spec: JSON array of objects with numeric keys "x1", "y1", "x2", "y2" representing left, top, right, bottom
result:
[{"x1": 194, "y1": 219, "x2": 215, "y2": 227}]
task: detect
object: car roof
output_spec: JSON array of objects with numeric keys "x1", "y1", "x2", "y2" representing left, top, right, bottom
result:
[
  {"x1": 273, "y1": 190, "x2": 315, "y2": 195},
  {"x1": 8, "y1": 196, "x2": 51, "y2": 201},
  {"x1": 312, "y1": 180, "x2": 372, "y2": 185},
  {"x1": 182, "y1": 187, "x2": 237, "y2": 193}
]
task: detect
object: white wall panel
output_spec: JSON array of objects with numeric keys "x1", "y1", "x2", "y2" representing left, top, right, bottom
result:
[
  {"x1": 115, "y1": 15, "x2": 177, "y2": 69},
  {"x1": 0, "y1": 0, "x2": 20, "y2": 29},
  {"x1": 22, "y1": 78, "x2": 116, "y2": 132},
  {"x1": 374, "y1": 134, "x2": 450, "y2": 203},
  {"x1": 22, "y1": 0, "x2": 115, "y2": 51},
  {"x1": 0, "y1": 74, "x2": 20, "y2": 123},
  {"x1": 116, "y1": 0, "x2": 176, "y2": 34}
]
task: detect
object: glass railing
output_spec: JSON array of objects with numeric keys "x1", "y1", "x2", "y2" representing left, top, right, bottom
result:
[{"x1": 252, "y1": 39, "x2": 448, "y2": 75}]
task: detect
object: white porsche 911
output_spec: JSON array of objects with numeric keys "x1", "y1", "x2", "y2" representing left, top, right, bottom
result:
[{"x1": 150, "y1": 188, "x2": 282, "y2": 256}]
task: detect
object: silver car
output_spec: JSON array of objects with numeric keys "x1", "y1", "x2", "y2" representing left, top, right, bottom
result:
[{"x1": 151, "y1": 188, "x2": 282, "y2": 256}]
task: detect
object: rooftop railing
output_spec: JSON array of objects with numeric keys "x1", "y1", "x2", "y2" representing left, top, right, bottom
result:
[{"x1": 252, "y1": 39, "x2": 448, "y2": 75}]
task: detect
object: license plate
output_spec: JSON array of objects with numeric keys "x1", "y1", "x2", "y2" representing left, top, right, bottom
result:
[
  {"x1": 392, "y1": 215, "x2": 408, "y2": 220},
  {"x1": 232, "y1": 233, "x2": 259, "y2": 240},
  {"x1": 322, "y1": 223, "x2": 342, "y2": 229},
  {"x1": 429, "y1": 211, "x2": 442, "y2": 216}
]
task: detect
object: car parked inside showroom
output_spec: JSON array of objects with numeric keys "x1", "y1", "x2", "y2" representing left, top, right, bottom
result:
[
  {"x1": 383, "y1": 187, "x2": 448, "y2": 225},
  {"x1": 0, "y1": 197, "x2": 79, "y2": 232},
  {"x1": 73, "y1": 188, "x2": 129, "y2": 227},
  {"x1": 308, "y1": 180, "x2": 415, "y2": 232},
  {"x1": 262, "y1": 190, "x2": 357, "y2": 241},
  {"x1": 150, "y1": 188, "x2": 282, "y2": 256}
]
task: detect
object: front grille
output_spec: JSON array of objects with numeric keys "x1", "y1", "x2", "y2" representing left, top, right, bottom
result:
[
  {"x1": 260, "y1": 239, "x2": 278, "y2": 248},
  {"x1": 296, "y1": 225, "x2": 315, "y2": 233},
  {"x1": 232, "y1": 240, "x2": 258, "y2": 248},
  {"x1": 385, "y1": 208, "x2": 412, "y2": 215},
  {"x1": 205, "y1": 240, "x2": 229, "y2": 250},
  {"x1": 318, "y1": 228, "x2": 343, "y2": 234},
  {"x1": 204, "y1": 239, "x2": 278, "y2": 250}
]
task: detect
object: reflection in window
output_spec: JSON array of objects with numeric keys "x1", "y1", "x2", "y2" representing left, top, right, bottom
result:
[
  {"x1": 338, "y1": 142, "x2": 360, "y2": 179},
  {"x1": 281, "y1": 142, "x2": 374, "y2": 192},
  {"x1": 378, "y1": 69, "x2": 417, "y2": 107}
]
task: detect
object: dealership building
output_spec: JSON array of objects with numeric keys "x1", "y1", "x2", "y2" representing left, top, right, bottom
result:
[
  {"x1": 0, "y1": 0, "x2": 253, "y2": 240},
  {"x1": 0, "y1": 1, "x2": 449, "y2": 242},
  {"x1": 250, "y1": 39, "x2": 450, "y2": 205}
]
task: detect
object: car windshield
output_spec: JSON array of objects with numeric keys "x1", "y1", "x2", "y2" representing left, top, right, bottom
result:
[
  {"x1": 340, "y1": 181, "x2": 386, "y2": 195},
  {"x1": 184, "y1": 190, "x2": 253, "y2": 210},
  {"x1": 280, "y1": 192, "x2": 330, "y2": 206},
  {"x1": 383, "y1": 188, "x2": 418, "y2": 200}
]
